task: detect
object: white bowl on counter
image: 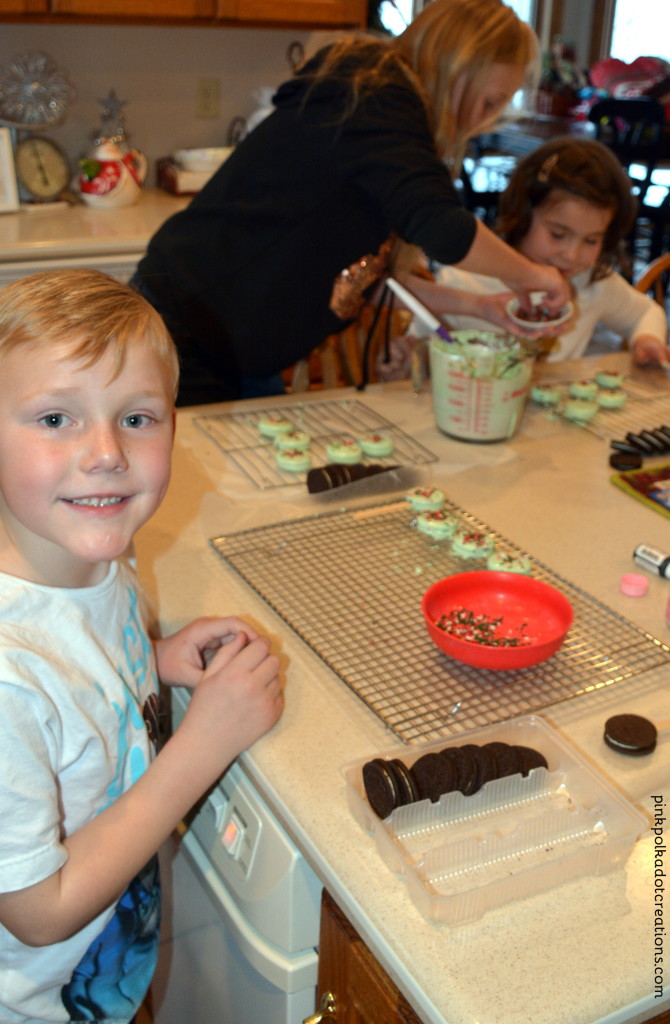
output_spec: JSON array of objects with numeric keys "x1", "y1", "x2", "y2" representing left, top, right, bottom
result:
[{"x1": 173, "y1": 147, "x2": 233, "y2": 173}]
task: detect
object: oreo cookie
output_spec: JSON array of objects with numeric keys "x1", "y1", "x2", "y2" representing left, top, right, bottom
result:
[
  {"x1": 483, "y1": 741, "x2": 522, "y2": 779},
  {"x1": 411, "y1": 751, "x2": 458, "y2": 802},
  {"x1": 307, "y1": 463, "x2": 396, "y2": 493},
  {"x1": 471, "y1": 743, "x2": 498, "y2": 790},
  {"x1": 388, "y1": 757, "x2": 420, "y2": 805},
  {"x1": 515, "y1": 745, "x2": 549, "y2": 775},
  {"x1": 362, "y1": 758, "x2": 400, "y2": 819},
  {"x1": 363, "y1": 739, "x2": 550, "y2": 818},
  {"x1": 604, "y1": 713, "x2": 657, "y2": 756},
  {"x1": 441, "y1": 745, "x2": 479, "y2": 796}
]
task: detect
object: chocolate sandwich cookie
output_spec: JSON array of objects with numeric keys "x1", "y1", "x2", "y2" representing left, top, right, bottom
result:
[
  {"x1": 441, "y1": 745, "x2": 479, "y2": 796},
  {"x1": 362, "y1": 758, "x2": 401, "y2": 819},
  {"x1": 306, "y1": 462, "x2": 396, "y2": 493},
  {"x1": 388, "y1": 758, "x2": 420, "y2": 805},
  {"x1": 609, "y1": 451, "x2": 643, "y2": 471},
  {"x1": 625, "y1": 431, "x2": 655, "y2": 454},
  {"x1": 640, "y1": 429, "x2": 667, "y2": 452},
  {"x1": 515, "y1": 745, "x2": 549, "y2": 775},
  {"x1": 650, "y1": 429, "x2": 670, "y2": 452},
  {"x1": 611, "y1": 439, "x2": 643, "y2": 454},
  {"x1": 458, "y1": 743, "x2": 497, "y2": 794},
  {"x1": 604, "y1": 713, "x2": 657, "y2": 756},
  {"x1": 411, "y1": 751, "x2": 458, "y2": 803},
  {"x1": 483, "y1": 741, "x2": 522, "y2": 779}
]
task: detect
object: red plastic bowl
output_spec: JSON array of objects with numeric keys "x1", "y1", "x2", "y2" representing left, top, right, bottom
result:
[{"x1": 422, "y1": 571, "x2": 573, "y2": 671}]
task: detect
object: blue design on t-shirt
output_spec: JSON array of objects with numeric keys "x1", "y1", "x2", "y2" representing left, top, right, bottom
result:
[
  {"x1": 63, "y1": 584, "x2": 162, "y2": 1020},
  {"x1": 61, "y1": 856, "x2": 160, "y2": 1021}
]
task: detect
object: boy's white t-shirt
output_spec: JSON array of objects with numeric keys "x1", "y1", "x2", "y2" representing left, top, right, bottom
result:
[
  {"x1": 0, "y1": 559, "x2": 161, "y2": 1024},
  {"x1": 432, "y1": 265, "x2": 667, "y2": 360}
]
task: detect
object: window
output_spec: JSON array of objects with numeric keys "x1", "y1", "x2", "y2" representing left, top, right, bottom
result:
[
  {"x1": 377, "y1": 0, "x2": 537, "y2": 35},
  {"x1": 376, "y1": 0, "x2": 413, "y2": 34},
  {"x1": 609, "y1": 0, "x2": 670, "y2": 62}
]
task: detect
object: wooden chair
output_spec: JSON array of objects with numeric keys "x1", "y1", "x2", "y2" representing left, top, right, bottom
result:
[
  {"x1": 286, "y1": 306, "x2": 411, "y2": 392},
  {"x1": 634, "y1": 251, "x2": 670, "y2": 306}
]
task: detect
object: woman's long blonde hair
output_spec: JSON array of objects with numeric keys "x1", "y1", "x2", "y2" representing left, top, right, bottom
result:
[
  {"x1": 397, "y1": 0, "x2": 538, "y2": 166},
  {"x1": 302, "y1": 0, "x2": 537, "y2": 169}
]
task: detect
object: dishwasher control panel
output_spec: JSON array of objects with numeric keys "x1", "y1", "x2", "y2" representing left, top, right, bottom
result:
[{"x1": 171, "y1": 686, "x2": 321, "y2": 954}]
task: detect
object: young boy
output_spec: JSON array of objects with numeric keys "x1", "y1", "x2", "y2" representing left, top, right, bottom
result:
[{"x1": 0, "y1": 269, "x2": 284, "y2": 1023}]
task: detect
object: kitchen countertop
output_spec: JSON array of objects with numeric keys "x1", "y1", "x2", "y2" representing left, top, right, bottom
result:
[
  {"x1": 0, "y1": 188, "x2": 187, "y2": 262},
  {"x1": 136, "y1": 350, "x2": 670, "y2": 1024}
]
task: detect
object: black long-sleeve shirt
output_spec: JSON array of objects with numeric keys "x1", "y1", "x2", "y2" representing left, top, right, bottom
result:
[{"x1": 135, "y1": 50, "x2": 477, "y2": 402}]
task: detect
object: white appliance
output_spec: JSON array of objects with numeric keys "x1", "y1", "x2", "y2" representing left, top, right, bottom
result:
[{"x1": 152, "y1": 687, "x2": 321, "y2": 1024}]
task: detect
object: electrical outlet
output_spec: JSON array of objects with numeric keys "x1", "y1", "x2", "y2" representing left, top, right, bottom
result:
[{"x1": 196, "y1": 77, "x2": 220, "y2": 119}]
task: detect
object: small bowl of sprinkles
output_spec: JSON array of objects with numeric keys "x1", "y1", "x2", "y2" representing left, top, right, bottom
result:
[{"x1": 422, "y1": 571, "x2": 573, "y2": 670}]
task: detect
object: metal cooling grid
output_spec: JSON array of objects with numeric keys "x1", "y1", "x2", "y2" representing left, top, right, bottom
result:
[
  {"x1": 194, "y1": 399, "x2": 437, "y2": 489},
  {"x1": 210, "y1": 499, "x2": 670, "y2": 744},
  {"x1": 536, "y1": 374, "x2": 670, "y2": 442}
]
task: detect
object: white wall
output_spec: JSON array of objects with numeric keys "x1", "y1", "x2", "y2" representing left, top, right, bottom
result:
[{"x1": 0, "y1": 23, "x2": 340, "y2": 181}]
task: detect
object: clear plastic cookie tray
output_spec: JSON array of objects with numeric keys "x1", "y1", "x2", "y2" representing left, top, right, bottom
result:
[{"x1": 343, "y1": 715, "x2": 648, "y2": 926}]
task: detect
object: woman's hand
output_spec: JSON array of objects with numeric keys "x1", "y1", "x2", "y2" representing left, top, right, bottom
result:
[
  {"x1": 505, "y1": 263, "x2": 572, "y2": 317},
  {"x1": 475, "y1": 291, "x2": 572, "y2": 338}
]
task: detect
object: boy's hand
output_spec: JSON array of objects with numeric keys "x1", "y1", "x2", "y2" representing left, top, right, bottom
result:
[
  {"x1": 155, "y1": 616, "x2": 259, "y2": 688},
  {"x1": 179, "y1": 632, "x2": 283, "y2": 769}
]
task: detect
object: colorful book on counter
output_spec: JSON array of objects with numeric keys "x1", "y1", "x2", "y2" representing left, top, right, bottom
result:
[{"x1": 611, "y1": 461, "x2": 670, "y2": 520}]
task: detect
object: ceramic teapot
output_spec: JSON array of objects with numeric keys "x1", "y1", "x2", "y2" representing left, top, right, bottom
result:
[{"x1": 79, "y1": 140, "x2": 147, "y2": 208}]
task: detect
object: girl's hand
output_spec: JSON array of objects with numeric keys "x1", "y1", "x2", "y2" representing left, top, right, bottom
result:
[
  {"x1": 155, "y1": 616, "x2": 260, "y2": 688},
  {"x1": 632, "y1": 335, "x2": 670, "y2": 368}
]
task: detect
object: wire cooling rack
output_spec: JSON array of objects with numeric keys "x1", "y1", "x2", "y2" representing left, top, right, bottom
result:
[
  {"x1": 194, "y1": 399, "x2": 437, "y2": 489},
  {"x1": 210, "y1": 498, "x2": 670, "y2": 744},
  {"x1": 536, "y1": 374, "x2": 670, "y2": 442}
]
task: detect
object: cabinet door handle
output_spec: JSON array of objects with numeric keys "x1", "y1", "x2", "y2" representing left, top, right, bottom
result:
[{"x1": 303, "y1": 990, "x2": 337, "y2": 1023}]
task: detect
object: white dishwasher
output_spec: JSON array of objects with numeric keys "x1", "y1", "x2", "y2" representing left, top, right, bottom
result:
[{"x1": 152, "y1": 686, "x2": 321, "y2": 1024}]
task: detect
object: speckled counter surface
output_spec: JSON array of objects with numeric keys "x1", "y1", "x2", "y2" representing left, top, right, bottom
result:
[
  {"x1": 136, "y1": 351, "x2": 670, "y2": 1024},
  {"x1": 0, "y1": 188, "x2": 187, "y2": 262}
]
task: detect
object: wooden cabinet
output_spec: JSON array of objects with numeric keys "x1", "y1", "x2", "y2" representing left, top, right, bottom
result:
[
  {"x1": 315, "y1": 889, "x2": 423, "y2": 1024},
  {"x1": 50, "y1": 0, "x2": 215, "y2": 15},
  {"x1": 314, "y1": 887, "x2": 670, "y2": 1024},
  {"x1": 0, "y1": 1, "x2": 47, "y2": 12},
  {"x1": 216, "y1": 0, "x2": 365, "y2": 26},
  {"x1": 0, "y1": 0, "x2": 366, "y2": 23}
]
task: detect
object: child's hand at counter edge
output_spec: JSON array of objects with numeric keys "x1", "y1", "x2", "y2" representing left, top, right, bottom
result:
[
  {"x1": 632, "y1": 334, "x2": 670, "y2": 369},
  {"x1": 155, "y1": 616, "x2": 263, "y2": 688},
  {"x1": 176, "y1": 632, "x2": 284, "y2": 772}
]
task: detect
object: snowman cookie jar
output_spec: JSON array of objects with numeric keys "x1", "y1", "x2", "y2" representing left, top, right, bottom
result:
[{"x1": 79, "y1": 141, "x2": 147, "y2": 208}]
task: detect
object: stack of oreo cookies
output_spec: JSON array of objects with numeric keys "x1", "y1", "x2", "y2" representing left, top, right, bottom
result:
[
  {"x1": 307, "y1": 463, "x2": 398, "y2": 493},
  {"x1": 610, "y1": 426, "x2": 670, "y2": 470},
  {"x1": 362, "y1": 741, "x2": 548, "y2": 819}
]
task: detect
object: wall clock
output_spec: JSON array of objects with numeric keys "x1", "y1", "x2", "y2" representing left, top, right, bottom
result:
[{"x1": 13, "y1": 135, "x2": 70, "y2": 202}]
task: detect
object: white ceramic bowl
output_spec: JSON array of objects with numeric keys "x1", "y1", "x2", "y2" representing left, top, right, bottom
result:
[
  {"x1": 505, "y1": 296, "x2": 574, "y2": 330},
  {"x1": 173, "y1": 147, "x2": 233, "y2": 173}
]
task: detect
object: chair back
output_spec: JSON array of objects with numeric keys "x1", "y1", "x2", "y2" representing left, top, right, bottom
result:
[
  {"x1": 587, "y1": 97, "x2": 666, "y2": 202},
  {"x1": 634, "y1": 251, "x2": 670, "y2": 306}
]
